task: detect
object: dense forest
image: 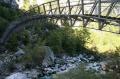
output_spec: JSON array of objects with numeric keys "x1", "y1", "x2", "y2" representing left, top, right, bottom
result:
[{"x1": 0, "y1": 0, "x2": 120, "y2": 79}]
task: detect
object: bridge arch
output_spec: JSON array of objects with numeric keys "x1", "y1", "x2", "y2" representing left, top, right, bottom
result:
[{"x1": 0, "y1": 0, "x2": 120, "y2": 45}]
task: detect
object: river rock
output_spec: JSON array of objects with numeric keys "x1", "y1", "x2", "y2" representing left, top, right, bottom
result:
[
  {"x1": 15, "y1": 49, "x2": 25, "y2": 57},
  {"x1": 0, "y1": 60, "x2": 3, "y2": 67},
  {"x1": 23, "y1": 69, "x2": 39, "y2": 78},
  {"x1": 5, "y1": 72, "x2": 29, "y2": 79},
  {"x1": 86, "y1": 62, "x2": 101, "y2": 72}
]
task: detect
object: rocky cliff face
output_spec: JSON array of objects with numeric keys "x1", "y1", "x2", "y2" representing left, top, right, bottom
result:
[{"x1": 0, "y1": 0, "x2": 24, "y2": 9}]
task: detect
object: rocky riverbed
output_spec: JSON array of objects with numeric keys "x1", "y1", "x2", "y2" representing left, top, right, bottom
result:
[{"x1": 1, "y1": 52, "x2": 108, "y2": 79}]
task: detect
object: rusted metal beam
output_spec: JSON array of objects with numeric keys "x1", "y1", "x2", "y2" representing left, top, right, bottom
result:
[
  {"x1": 67, "y1": 0, "x2": 72, "y2": 26},
  {"x1": 98, "y1": 0, "x2": 102, "y2": 30},
  {"x1": 84, "y1": 0, "x2": 98, "y2": 27},
  {"x1": 57, "y1": 0, "x2": 61, "y2": 14},
  {"x1": 43, "y1": 4, "x2": 46, "y2": 14},
  {"x1": 49, "y1": 2, "x2": 53, "y2": 14},
  {"x1": 81, "y1": 0, "x2": 85, "y2": 27},
  {"x1": 57, "y1": 0, "x2": 62, "y2": 25},
  {"x1": 99, "y1": 2, "x2": 116, "y2": 30},
  {"x1": 72, "y1": 6, "x2": 82, "y2": 26},
  {"x1": 38, "y1": 6, "x2": 41, "y2": 13}
]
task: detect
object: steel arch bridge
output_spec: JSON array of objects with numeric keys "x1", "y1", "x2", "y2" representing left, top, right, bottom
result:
[{"x1": 0, "y1": 0, "x2": 120, "y2": 45}]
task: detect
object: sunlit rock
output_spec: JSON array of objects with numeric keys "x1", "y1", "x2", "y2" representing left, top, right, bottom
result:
[
  {"x1": 5, "y1": 72, "x2": 29, "y2": 79},
  {"x1": 15, "y1": 49, "x2": 25, "y2": 57},
  {"x1": 86, "y1": 62, "x2": 101, "y2": 72}
]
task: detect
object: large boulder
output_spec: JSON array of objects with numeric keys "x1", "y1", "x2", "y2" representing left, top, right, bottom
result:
[
  {"x1": 29, "y1": 46, "x2": 55, "y2": 67},
  {"x1": 41, "y1": 46, "x2": 55, "y2": 67}
]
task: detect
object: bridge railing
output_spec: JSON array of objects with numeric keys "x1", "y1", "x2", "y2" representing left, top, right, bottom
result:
[
  {"x1": 17, "y1": 0, "x2": 120, "y2": 30},
  {"x1": 27, "y1": 0, "x2": 120, "y2": 17}
]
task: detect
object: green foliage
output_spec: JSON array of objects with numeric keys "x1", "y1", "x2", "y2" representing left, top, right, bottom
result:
[
  {"x1": 4, "y1": 20, "x2": 58, "y2": 52},
  {"x1": 28, "y1": 20, "x2": 59, "y2": 38},
  {"x1": 75, "y1": 28, "x2": 90, "y2": 52},
  {"x1": 53, "y1": 64, "x2": 120, "y2": 79},
  {"x1": 5, "y1": 33, "x2": 19, "y2": 51},
  {"x1": 47, "y1": 29, "x2": 63, "y2": 53},
  {"x1": 5, "y1": 30, "x2": 30, "y2": 51},
  {"x1": 0, "y1": 3, "x2": 23, "y2": 39},
  {"x1": 19, "y1": 41, "x2": 46, "y2": 66},
  {"x1": 87, "y1": 29, "x2": 120, "y2": 53},
  {"x1": 18, "y1": 30, "x2": 30, "y2": 45},
  {"x1": 61, "y1": 27, "x2": 76, "y2": 54},
  {"x1": 21, "y1": 48, "x2": 43, "y2": 66},
  {"x1": 0, "y1": 4, "x2": 22, "y2": 21},
  {"x1": 47, "y1": 26, "x2": 90, "y2": 55}
]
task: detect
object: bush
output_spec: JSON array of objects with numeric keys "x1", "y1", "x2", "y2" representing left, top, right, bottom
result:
[
  {"x1": 0, "y1": 4, "x2": 22, "y2": 21},
  {"x1": 47, "y1": 26, "x2": 90, "y2": 55},
  {"x1": 26, "y1": 20, "x2": 59, "y2": 40},
  {"x1": 21, "y1": 47, "x2": 44, "y2": 66},
  {"x1": 5, "y1": 30, "x2": 30, "y2": 51},
  {"x1": 18, "y1": 39, "x2": 46, "y2": 66},
  {"x1": 5, "y1": 33, "x2": 19, "y2": 51},
  {"x1": 61, "y1": 27, "x2": 76, "y2": 54},
  {"x1": 4, "y1": 20, "x2": 58, "y2": 52},
  {"x1": 47, "y1": 29, "x2": 63, "y2": 53},
  {"x1": 0, "y1": 3, "x2": 23, "y2": 37},
  {"x1": 75, "y1": 28, "x2": 90, "y2": 52}
]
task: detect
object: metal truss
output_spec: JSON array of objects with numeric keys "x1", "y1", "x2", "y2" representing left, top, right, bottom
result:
[{"x1": 0, "y1": 0, "x2": 120, "y2": 45}]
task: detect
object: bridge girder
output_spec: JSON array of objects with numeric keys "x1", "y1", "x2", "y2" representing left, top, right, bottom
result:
[{"x1": 0, "y1": 0, "x2": 120, "y2": 45}]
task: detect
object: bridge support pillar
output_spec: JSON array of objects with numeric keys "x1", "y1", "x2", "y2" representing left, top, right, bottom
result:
[
  {"x1": 43, "y1": 4, "x2": 46, "y2": 14},
  {"x1": 67, "y1": 0, "x2": 72, "y2": 26},
  {"x1": 81, "y1": 0, "x2": 85, "y2": 27},
  {"x1": 119, "y1": 22, "x2": 120, "y2": 34},
  {"x1": 57, "y1": 0, "x2": 62, "y2": 26},
  {"x1": 98, "y1": 0, "x2": 102, "y2": 30}
]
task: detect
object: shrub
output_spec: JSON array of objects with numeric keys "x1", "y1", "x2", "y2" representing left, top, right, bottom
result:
[
  {"x1": 5, "y1": 30, "x2": 30, "y2": 51},
  {"x1": 61, "y1": 26, "x2": 76, "y2": 54},
  {"x1": 3, "y1": 20, "x2": 58, "y2": 52},
  {"x1": 19, "y1": 39, "x2": 46, "y2": 66},
  {"x1": 47, "y1": 26, "x2": 90, "y2": 55},
  {"x1": 27, "y1": 20, "x2": 59, "y2": 40},
  {"x1": 75, "y1": 28, "x2": 90, "y2": 52},
  {"x1": 5, "y1": 33, "x2": 19, "y2": 51},
  {"x1": 21, "y1": 47, "x2": 44, "y2": 66},
  {"x1": 18, "y1": 30, "x2": 30, "y2": 45},
  {"x1": 0, "y1": 5, "x2": 22, "y2": 21},
  {"x1": 47, "y1": 29, "x2": 63, "y2": 53}
]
